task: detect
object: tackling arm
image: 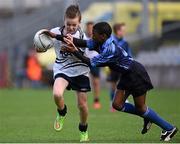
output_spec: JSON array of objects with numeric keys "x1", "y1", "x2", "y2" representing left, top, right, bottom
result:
[
  {"x1": 73, "y1": 51, "x2": 91, "y2": 66},
  {"x1": 42, "y1": 30, "x2": 90, "y2": 48},
  {"x1": 55, "y1": 35, "x2": 87, "y2": 48}
]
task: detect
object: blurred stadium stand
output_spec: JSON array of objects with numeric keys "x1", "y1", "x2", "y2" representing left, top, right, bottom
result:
[
  {"x1": 136, "y1": 46, "x2": 180, "y2": 66},
  {"x1": 0, "y1": 0, "x2": 180, "y2": 88},
  {"x1": 135, "y1": 45, "x2": 180, "y2": 88},
  {"x1": 0, "y1": 0, "x2": 65, "y2": 86}
]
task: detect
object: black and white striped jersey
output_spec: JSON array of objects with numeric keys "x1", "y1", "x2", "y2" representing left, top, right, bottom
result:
[{"x1": 51, "y1": 27, "x2": 90, "y2": 77}]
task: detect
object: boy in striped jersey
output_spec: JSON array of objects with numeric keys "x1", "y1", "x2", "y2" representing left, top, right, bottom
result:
[{"x1": 37, "y1": 5, "x2": 90, "y2": 142}]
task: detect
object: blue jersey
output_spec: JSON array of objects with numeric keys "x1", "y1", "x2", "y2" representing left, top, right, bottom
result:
[
  {"x1": 112, "y1": 35, "x2": 132, "y2": 57},
  {"x1": 87, "y1": 36, "x2": 133, "y2": 73}
]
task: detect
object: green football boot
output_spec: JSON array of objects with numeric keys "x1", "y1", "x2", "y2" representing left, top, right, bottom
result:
[
  {"x1": 80, "y1": 131, "x2": 89, "y2": 142},
  {"x1": 54, "y1": 114, "x2": 65, "y2": 131}
]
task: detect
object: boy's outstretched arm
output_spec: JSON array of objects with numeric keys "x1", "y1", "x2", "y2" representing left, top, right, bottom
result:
[
  {"x1": 63, "y1": 38, "x2": 91, "y2": 66},
  {"x1": 41, "y1": 30, "x2": 65, "y2": 42},
  {"x1": 73, "y1": 51, "x2": 91, "y2": 66},
  {"x1": 42, "y1": 30, "x2": 95, "y2": 49},
  {"x1": 56, "y1": 34, "x2": 88, "y2": 48}
]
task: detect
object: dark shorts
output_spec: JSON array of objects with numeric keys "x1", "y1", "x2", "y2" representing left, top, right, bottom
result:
[
  {"x1": 117, "y1": 61, "x2": 153, "y2": 97},
  {"x1": 107, "y1": 70, "x2": 121, "y2": 82},
  {"x1": 54, "y1": 73, "x2": 91, "y2": 92},
  {"x1": 90, "y1": 67, "x2": 100, "y2": 78}
]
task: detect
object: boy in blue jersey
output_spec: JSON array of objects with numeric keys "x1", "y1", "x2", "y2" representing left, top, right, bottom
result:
[
  {"x1": 107, "y1": 23, "x2": 132, "y2": 112},
  {"x1": 42, "y1": 22, "x2": 178, "y2": 141}
]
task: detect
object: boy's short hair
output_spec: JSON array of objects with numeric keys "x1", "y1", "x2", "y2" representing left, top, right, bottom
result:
[
  {"x1": 86, "y1": 21, "x2": 94, "y2": 26},
  {"x1": 93, "y1": 22, "x2": 112, "y2": 38},
  {"x1": 65, "y1": 5, "x2": 81, "y2": 21},
  {"x1": 113, "y1": 22, "x2": 126, "y2": 33}
]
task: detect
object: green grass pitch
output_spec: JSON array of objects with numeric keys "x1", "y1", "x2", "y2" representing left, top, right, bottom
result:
[{"x1": 0, "y1": 88, "x2": 180, "y2": 143}]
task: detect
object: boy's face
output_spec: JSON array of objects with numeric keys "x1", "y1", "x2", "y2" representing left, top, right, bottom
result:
[
  {"x1": 86, "y1": 24, "x2": 93, "y2": 37},
  {"x1": 64, "y1": 17, "x2": 80, "y2": 34},
  {"x1": 115, "y1": 25, "x2": 126, "y2": 38},
  {"x1": 92, "y1": 30, "x2": 106, "y2": 45}
]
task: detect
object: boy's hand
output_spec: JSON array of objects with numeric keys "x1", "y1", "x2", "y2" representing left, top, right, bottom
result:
[
  {"x1": 61, "y1": 45, "x2": 75, "y2": 53},
  {"x1": 65, "y1": 34, "x2": 73, "y2": 42},
  {"x1": 61, "y1": 38, "x2": 78, "y2": 52},
  {"x1": 41, "y1": 30, "x2": 56, "y2": 38}
]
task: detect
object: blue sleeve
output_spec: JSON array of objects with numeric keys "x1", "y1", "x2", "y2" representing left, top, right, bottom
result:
[
  {"x1": 86, "y1": 39, "x2": 98, "y2": 50},
  {"x1": 127, "y1": 47, "x2": 132, "y2": 57},
  {"x1": 126, "y1": 42, "x2": 133, "y2": 57},
  {"x1": 90, "y1": 54, "x2": 109, "y2": 67},
  {"x1": 90, "y1": 43, "x2": 115, "y2": 67},
  {"x1": 122, "y1": 42, "x2": 133, "y2": 57}
]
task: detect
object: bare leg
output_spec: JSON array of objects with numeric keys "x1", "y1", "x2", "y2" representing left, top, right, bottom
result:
[
  {"x1": 53, "y1": 78, "x2": 68, "y2": 110},
  {"x1": 91, "y1": 75, "x2": 101, "y2": 109},
  {"x1": 133, "y1": 93, "x2": 147, "y2": 114},
  {"x1": 76, "y1": 91, "x2": 88, "y2": 125},
  {"x1": 112, "y1": 89, "x2": 127, "y2": 110},
  {"x1": 53, "y1": 77, "x2": 69, "y2": 131},
  {"x1": 91, "y1": 75, "x2": 100, "y2": 102},
  {"x1": 76, "y1": 91, "x2": 89, "y2": 138},
  {"x1": 110, "y1": 81, "x2": 116, "y2": 101}
]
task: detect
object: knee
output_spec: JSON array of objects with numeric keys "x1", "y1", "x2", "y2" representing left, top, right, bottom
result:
[
  {"x1": 53, "y1": 90, "x2": 63, "y2": 99},
  {"x1": 78, "y1": 102, "x2": 88, "y2": 111},
  {"x1": 112, "y1": 101, "x2": 124, "y2": 111},
  {"x1": 135, "y1": 105, "x2": 147, "y2": 114}
]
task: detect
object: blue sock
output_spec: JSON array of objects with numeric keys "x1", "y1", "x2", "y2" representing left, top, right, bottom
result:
[
  {"x1": 121, "y1": 103, "x2": 174, "y2": 131},
  {"x1": 121, "y1": 103, "x2": 141, "y2": 115},
  {"x1": 110, "y1": 89, "x2": 115, "y2": 101},
  {"x1": 142, "y1": 107, "x2": 174, "y2": 131}
]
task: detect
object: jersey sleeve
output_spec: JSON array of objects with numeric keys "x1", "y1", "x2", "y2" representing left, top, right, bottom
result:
[
  {"x1": 90, "y1": 54, "x2": 108, "y2": 67},
  {"x1": 78, "y1": 33, "x2": 88, "y2": 53},
  {"x1": 86, "y1": 39, "x2": 98, "y2": 50},
  {"x1": 90, "y1": 43, "x2": 115, "y2": 67},
  {"x1": 123, "y1": 42, "x2": 132, "y2": 57},
  {"x1": 119, "y1": 40, "x2": 132, "y2": 58},
  {"x1": 126, "y1": 42, "x2": 133, "y2": 57}
]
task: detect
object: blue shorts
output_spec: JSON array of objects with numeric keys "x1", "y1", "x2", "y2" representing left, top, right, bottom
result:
[
  {"x1": 117, "y1": 61, "x2": 153, "y2": 97},
  {"x1": 107, "y1": 70, "x2": 121, "y2": 82}
]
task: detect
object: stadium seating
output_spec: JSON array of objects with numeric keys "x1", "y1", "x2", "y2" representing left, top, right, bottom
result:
[{"x1": 136, "y1": 45, "x2": 180, "y2": 66}]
